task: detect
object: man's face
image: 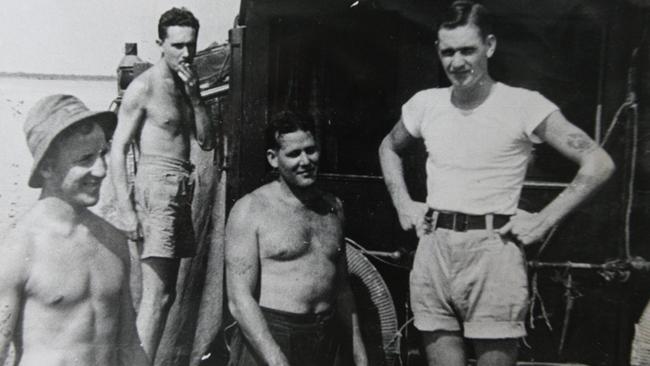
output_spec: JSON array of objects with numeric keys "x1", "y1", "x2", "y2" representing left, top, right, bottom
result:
[
  {"x1": 158, "y1": 25, "x2": 198, "y2": 72},
  {"x1": 437, "y1": 24, "x2": 496, "y2": 90},
  {"x1": 42, "y1": 123, "x2": 109, "y2": 208},
  {"x1": 267, "y1": 130, "x2": 320, "y2": 189}
]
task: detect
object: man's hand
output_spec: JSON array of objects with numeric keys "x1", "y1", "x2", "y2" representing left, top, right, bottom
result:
[
  {"x1": 177, "y1": 60, "x2": 216, "y2": 151},
  {"x1": 396, "y1": 200, "x2": 428, "y2": 233},
  {"x1": 177, "y1": 62, "x2": 200, "y2": 99},
  {"x1": 497, "y1": 209, "x2": 553, "y2": 246}
]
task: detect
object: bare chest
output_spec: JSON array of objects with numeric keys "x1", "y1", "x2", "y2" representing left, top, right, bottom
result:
[
  {"x1": 258, "y1": 208, "x2": 343, "y2": 262},
  {"x1": 26, "y1": 234, "x2": 125, "y2": 307},
  {"x1": 144, "y1": 88, "x2": 194, "y2": 133}
]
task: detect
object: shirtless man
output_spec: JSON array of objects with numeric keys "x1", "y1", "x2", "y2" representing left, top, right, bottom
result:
[
  {"x1": 0, "y1": 95, "x2": 148, "y2": 366},
  {"x1": 226, "y1": 111, "x2": 367, "y2": 366},
  {"x1": 110, "y1": 7, "x2": 215, "y2": 360}
]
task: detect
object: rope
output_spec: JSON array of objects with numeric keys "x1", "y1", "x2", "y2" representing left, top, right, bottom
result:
[
  {"x1": 386, "y1": 316, "x2": 414, "y2": 349},
  {"x1": 623, "y1": 105, "x2": 639, "y2": 259},
  {"x1": 534, "y1": 225, "x2": 559, "y2": 259},
  {"x1": 528, "y1": 272, "x2": 553, "y2": 331},
  {"x1": 601, "y1": 100, "x2": 635, "y2": 147}
]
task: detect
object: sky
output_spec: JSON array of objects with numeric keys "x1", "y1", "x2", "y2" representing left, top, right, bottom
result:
[{"x1": 0, "y1": 0, "x2": 240, "y2": 76}]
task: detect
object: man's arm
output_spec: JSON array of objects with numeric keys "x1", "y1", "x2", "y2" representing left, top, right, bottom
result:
[
  {"x1": 0, "y1": 231, "x2": 28, "y2": 364},
  {"x1": 378, "y1": 118, "x2": 428, "y2": 233},
  {"x1": 177, "y1": 63, "x2": 215, "y2": 151},
  {"x1": 225, "y1": 197, "x2": 289, "y2": 366},
  {"x1": 110, "y1": 80, "x2": 147, "y2": 237},
  {"x1": 190, "y1": 99, "x2": 214, "y2": 151},
  {"x1": 334, "y1": 201, "x2": 368, "y2": 366},
  {"x1": 117, "y1": 239, "x2": 150, "y2": 366},
  {"x1": 498, "y1": 110, "x2": 615, "y2": 244}
]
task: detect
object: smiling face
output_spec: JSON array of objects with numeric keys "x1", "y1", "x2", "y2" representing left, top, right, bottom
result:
[
  {"x1": 158, "y1": 25, "x2": 198, "y2": 73},
  {"x1": 41, "y1": 122, "x2": 109, "y2": 208},
  {"x1": 267, "y1": 129, "x2": 320, "y2": 189},
  {"x1": 437, "y1": 24, "x2": 496, "y2": 91}
]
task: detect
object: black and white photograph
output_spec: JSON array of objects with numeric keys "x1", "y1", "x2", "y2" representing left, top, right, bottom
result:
[{"x1": 1, "y1": 1, "x2": 649, "y2": 365}]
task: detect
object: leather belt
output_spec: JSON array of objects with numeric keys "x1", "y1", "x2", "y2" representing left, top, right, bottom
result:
[{"x1": 426, "y1": 209, "x2": 510, "y2": 232}]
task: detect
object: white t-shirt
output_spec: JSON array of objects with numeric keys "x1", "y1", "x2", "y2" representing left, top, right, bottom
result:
[{"x1": 401, "y1": 82, "x2": 558, "y2": 215}]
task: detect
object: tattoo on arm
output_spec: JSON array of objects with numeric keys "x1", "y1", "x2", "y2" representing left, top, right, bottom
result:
[{"x1": 566, "y1": 132, "x2": 596, "y2": 153}]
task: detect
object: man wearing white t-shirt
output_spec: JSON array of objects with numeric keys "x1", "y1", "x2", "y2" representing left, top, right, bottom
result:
[{"x1": 378, "y1": 1, "x2": 615, "y2": 365}]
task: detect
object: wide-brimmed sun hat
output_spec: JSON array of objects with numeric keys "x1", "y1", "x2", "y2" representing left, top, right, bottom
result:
[{"x1": 23, "y1": 94, "x2": 117, "y2": 188}]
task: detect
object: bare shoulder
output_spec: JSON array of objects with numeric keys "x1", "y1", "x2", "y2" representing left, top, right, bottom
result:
[
  {"x1": 121, "y1": 68, "x2": 154, "y2": 107},
  {"x1": 229, "y1": 185, "x2": 273, "y2": 221},
  {"x1": 252, "y1": 183, "x2": 281, "y2": 205},
  {"x1": 226, "y1": 184, "x2": 282, "y2": 238},
  {"x1": 131, "y1": 65, "x2": 156, "y2": 88},
  {"x1": 10, "y1": 202, "x2": 52, "y2": 239}
]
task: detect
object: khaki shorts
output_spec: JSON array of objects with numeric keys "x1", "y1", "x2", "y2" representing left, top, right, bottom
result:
[
  {"x1": 410, "y1": 228, "x2": 529, "y2": 339},
  {"x1": 134, "y1": 155, "x2": 196, "y2": 259}
]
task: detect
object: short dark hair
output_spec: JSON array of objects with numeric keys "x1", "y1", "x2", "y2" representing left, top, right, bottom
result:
[
  {"x1": 158, "y1": 7, "x2": 200, "y2": 40},
  {"x1": 265, "y1": 111, "x2": 316, "y2": 150},
  {"x1": 439, "y1": 0, "x2": 493, "y2": 39}
]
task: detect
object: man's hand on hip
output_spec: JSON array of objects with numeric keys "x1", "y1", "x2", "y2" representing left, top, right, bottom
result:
[
  {"x1": 497, "y1": 209, "x2": 553, "y2": 246},
  {"x1": 396, "y1": 200, "x2": 428, "y2": 233}
]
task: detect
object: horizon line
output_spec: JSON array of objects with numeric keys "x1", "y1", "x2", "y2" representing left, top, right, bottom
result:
[{"x1": 0, "y1": 71, "x2": 116, "y2": 81}]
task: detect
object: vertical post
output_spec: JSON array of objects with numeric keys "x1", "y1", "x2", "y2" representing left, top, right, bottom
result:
[
  {"x1": 225, "y1": 25, "x2": 246, "y2": 208},
  {"x1": 594, "y1": 24, "x2": 609, "y2": 144}
]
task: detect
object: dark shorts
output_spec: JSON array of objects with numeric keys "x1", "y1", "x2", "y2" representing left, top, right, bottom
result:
[
  {"x1": 228, "y1": 307, "x2": 340, "y2": 366},
  {"x1": 134, "y1": 154, "x2": 196, "y2": 259}
]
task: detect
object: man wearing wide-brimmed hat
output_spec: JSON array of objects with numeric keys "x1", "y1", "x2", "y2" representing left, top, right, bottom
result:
[{"x1": 0, "y1": 94, "x2": 149, "y2": 366}]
